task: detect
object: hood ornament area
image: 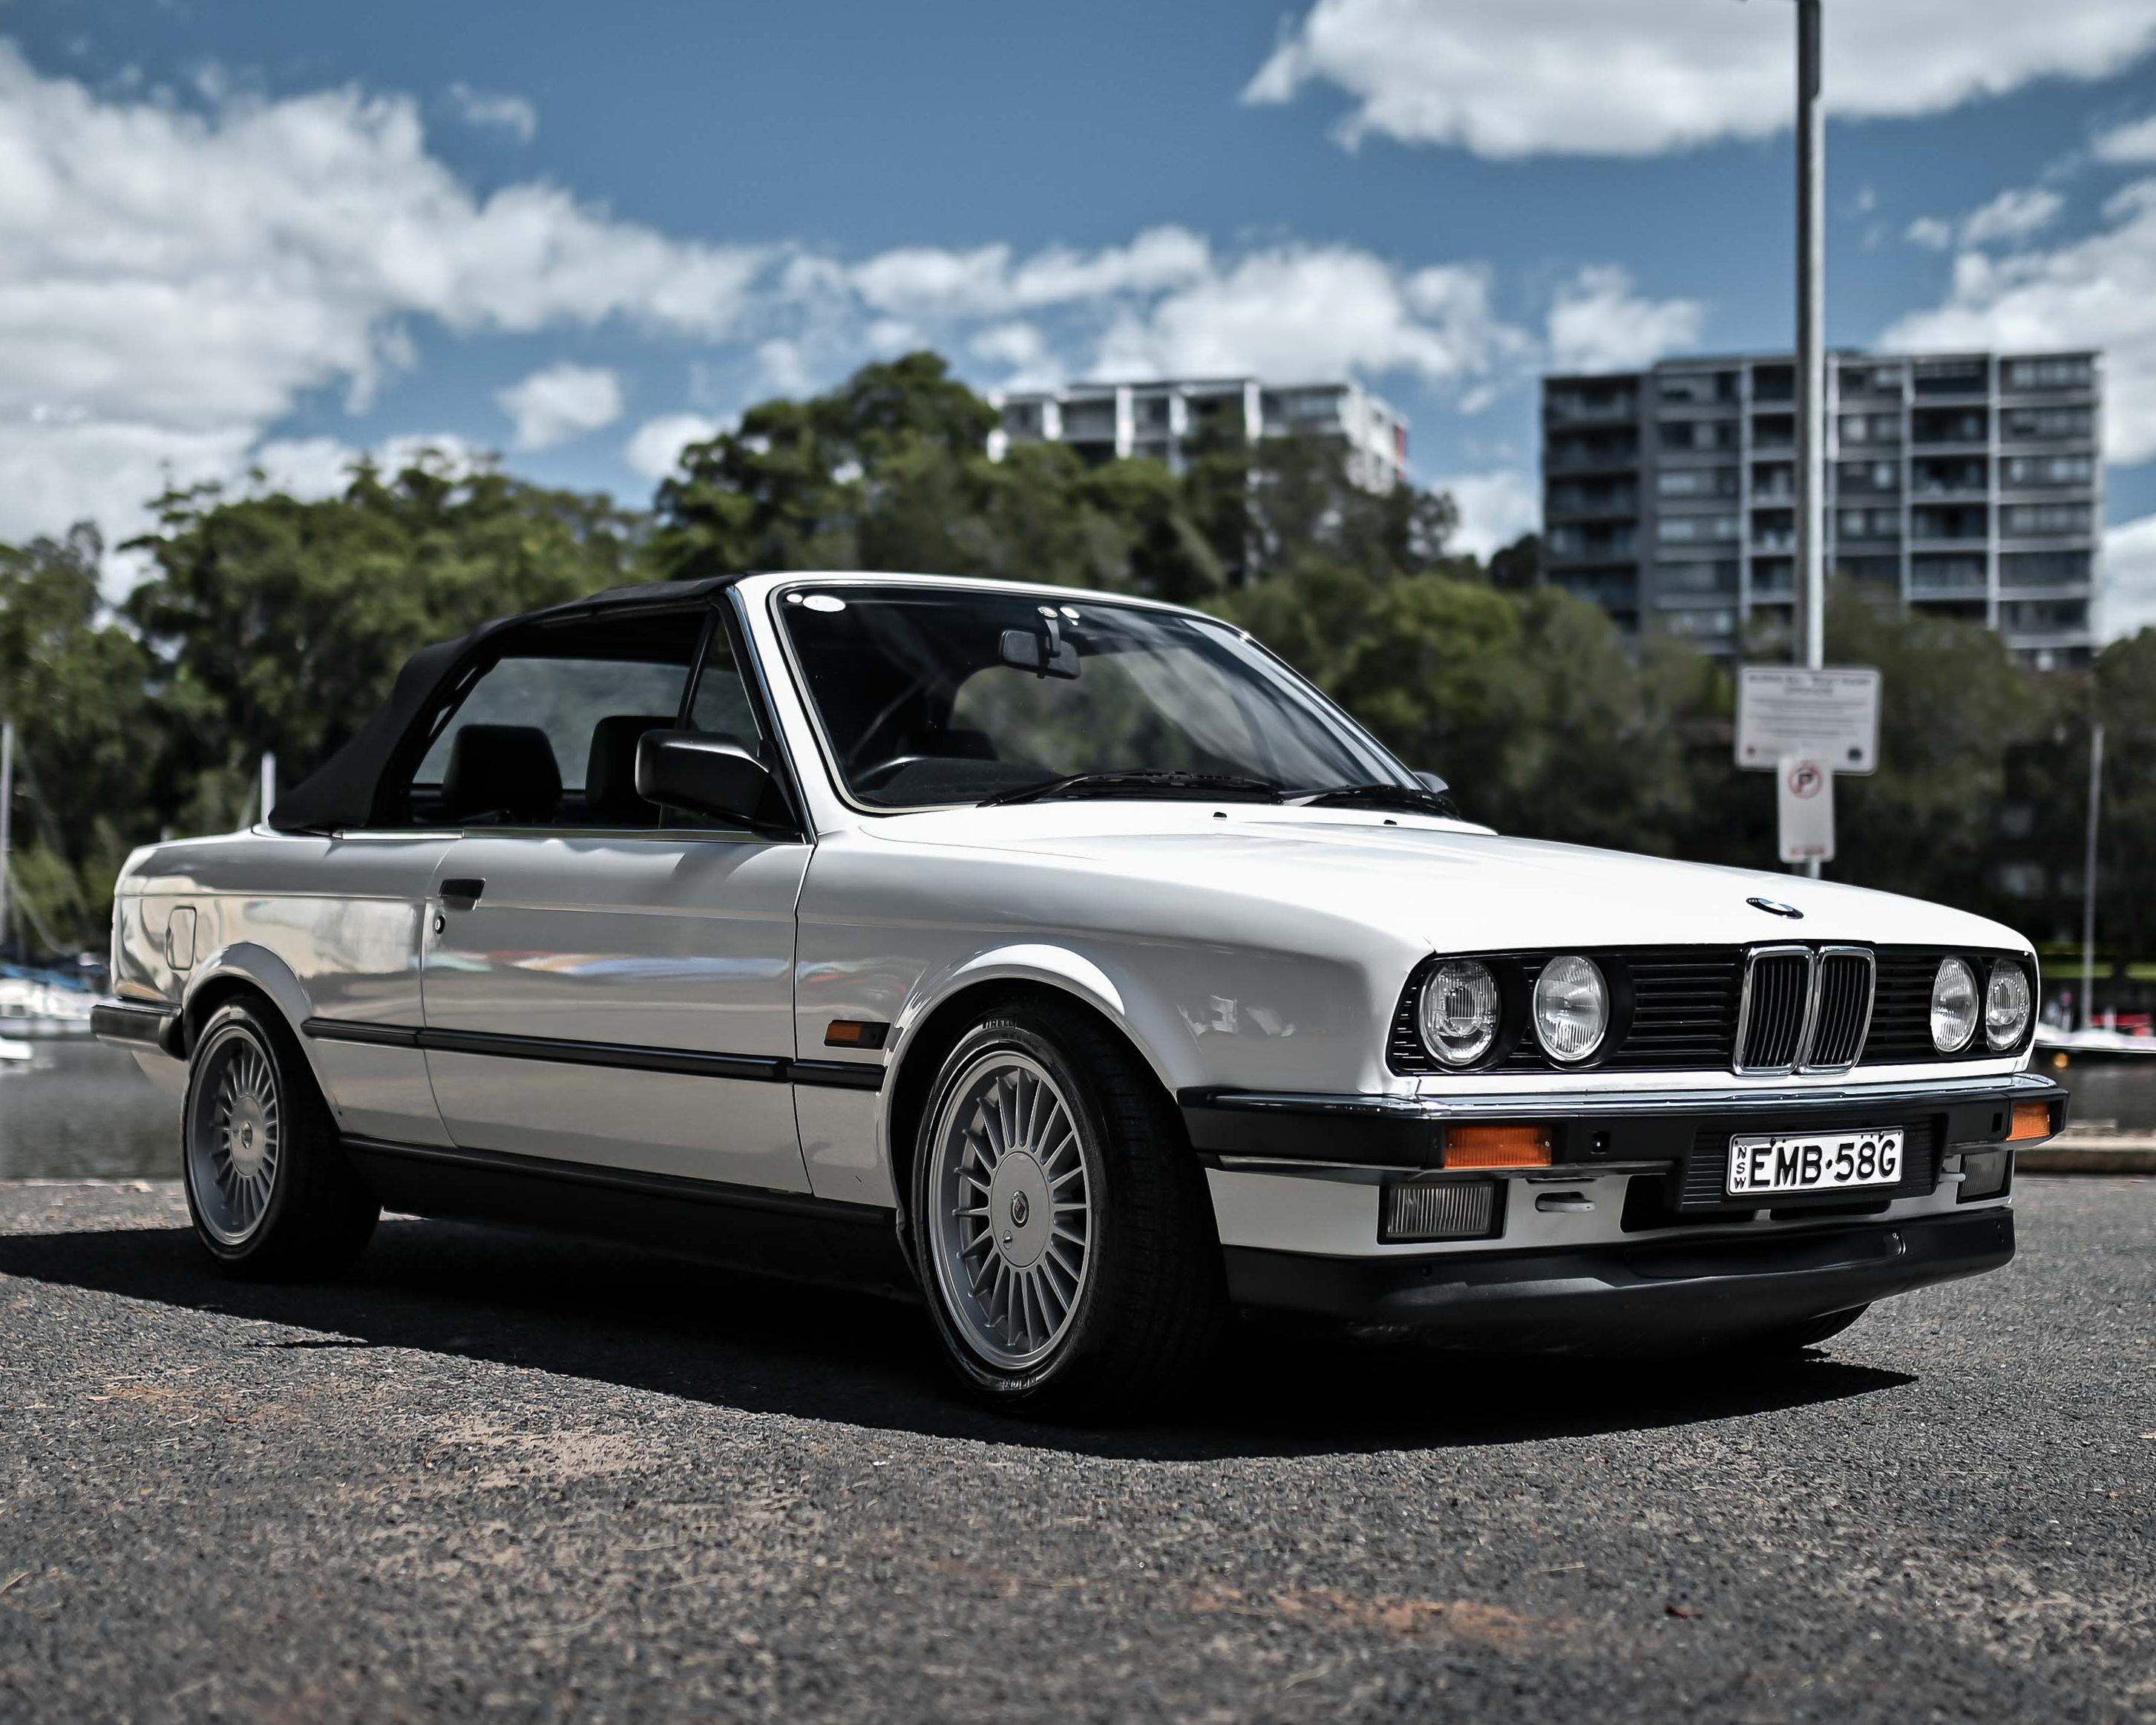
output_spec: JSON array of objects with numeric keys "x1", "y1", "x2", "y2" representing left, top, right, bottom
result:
[{"x1": 1747, "y1": 897, "x2": 1804, "y2": 920}]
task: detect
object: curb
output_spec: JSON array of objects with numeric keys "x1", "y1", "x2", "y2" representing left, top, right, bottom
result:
[{"x1": 2019, "y1": 1140, "x2": 2156, "y2": 1175}]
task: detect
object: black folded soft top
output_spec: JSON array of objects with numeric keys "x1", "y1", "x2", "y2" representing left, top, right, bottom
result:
[{"x1": 268, "y1": 574, "x2": 744, "y2": 834}]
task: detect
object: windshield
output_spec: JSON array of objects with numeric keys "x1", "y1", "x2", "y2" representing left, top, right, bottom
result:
[{"x1": 775, "y1": 583, "x2": 1416, "y2": 809}]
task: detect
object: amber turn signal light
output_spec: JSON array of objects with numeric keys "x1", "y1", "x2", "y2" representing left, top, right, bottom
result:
[
  {"x1": 2008, "y1": 1100, "x2": 2056, "y2": 1142},
  {"x1": 1441, "y1": 1125, "x2": 1553, "y2": 1169}
]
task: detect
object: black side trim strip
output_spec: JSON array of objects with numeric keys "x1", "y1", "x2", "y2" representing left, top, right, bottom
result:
[
  {"x1": 341, "y1": 1133, "x2": 891, "y2": 1226},
  {"x1": 92, "y1": 1000, "x2": 181, "y2": 1057},
  {"x1": 787, "y1": 1058, "x2": 888, "y2": 1092},
  {"x1": 303, "y1": 1015, "x2": 887, "y2": 1091},
  {"x1": 421, "y1": 1026, "x2": 786, "y2": 1083},
  {"x1": 304, "y1": 1016, "x2": 420, "y2": 1049}
]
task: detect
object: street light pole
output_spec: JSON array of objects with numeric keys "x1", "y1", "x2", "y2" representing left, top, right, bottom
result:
[
  {"x1": 1792, "y1": 0, "x2": 1826, "y2": 878},
  {"x1": 1794, "y1": 0, "x2": 1825, "y2": 676}
]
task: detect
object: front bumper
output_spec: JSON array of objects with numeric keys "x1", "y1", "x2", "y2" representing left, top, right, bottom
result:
[{"x1": 1225, "y1": 1207, "x2": 2015, "y2": 1352}]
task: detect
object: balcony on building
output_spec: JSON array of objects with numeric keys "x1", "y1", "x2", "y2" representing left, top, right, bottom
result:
[
  {"x1": 1912, "y1": 456, "x2": 1987, "y2": 497},
  {"x1": 1911, "y1": 503, "x2": 1988, "y2": 543},
  {"x1": 1912, "y1": 406, "x2": 1988, "y2": 446},
  {"x1": 1546, "y1": 522, "x2": 1637, "y2": 563},
  {"x1": 1911, "y1": 551, "x2": 1988, "y2": 595},
  {"x1": 1547, "y1": 476, "x2": 1639, "y2": 518},
  {"x1": 1550, "y1": 428, "x2": 1641, "y2": 471},
  {"x1": 1545, "y1": 381, "x2": 1639, "y2": 422},
  {"x1": 1912, "y1": 357, "x2": 1990, "y2": 396},
  {"x1": 1752, "y1": 413, "x2": 1795, "y2": 449}
]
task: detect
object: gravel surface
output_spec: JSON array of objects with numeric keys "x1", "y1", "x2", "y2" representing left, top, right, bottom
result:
[{"x1": 0, "y1": 1177, "x2": 2150, "y2": 1724}]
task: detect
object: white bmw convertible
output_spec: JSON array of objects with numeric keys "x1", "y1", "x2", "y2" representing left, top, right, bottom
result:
[{"x1": 95, "y1": 572, "x2": 2065, "y2": 1413}]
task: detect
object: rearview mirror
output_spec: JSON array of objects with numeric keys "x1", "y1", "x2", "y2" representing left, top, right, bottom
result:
[
  {"x1": 635, "y1": 730, "x2": 787, "y2": 830},
  {"x1": 999, "y1": 626, "x2": 1080, "y2": 680}
]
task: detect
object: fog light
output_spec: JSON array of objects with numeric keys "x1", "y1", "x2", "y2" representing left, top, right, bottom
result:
[
  {"x1": 1959, "y1": 1148, "x2": 2011, "y2": 1202},
  {"x1": 2008, "y1": 1100, "x2": 2056, "y2": 1142},
  {"x1": 1383, "y1": 1179, "x2": 1503, "y2": 1243},
  {"x1": 1442, "y1": 1124, "x2": 1553, "y2": 1168}
]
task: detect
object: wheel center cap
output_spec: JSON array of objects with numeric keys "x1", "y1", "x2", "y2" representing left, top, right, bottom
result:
[
  {"x1": 986, "y1": 1152, "x2": 1052, "y2": 1270},
  {"x1": 228, "y1": 1098, "x2": 269, "y2": 1178}
]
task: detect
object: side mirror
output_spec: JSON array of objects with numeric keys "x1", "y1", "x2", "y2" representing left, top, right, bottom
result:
[
  {"x1": 635, "y1": 730, "x2": 786, "y2": 830},
  {"x1": 1415, "y1": 770, "x2": 1450, "y2": 796}
]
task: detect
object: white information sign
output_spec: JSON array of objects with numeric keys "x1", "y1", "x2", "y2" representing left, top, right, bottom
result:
[
  {"x1": 1777, "y1": 756, "x2": 1835, "y2": 864},
  {"x1": 1737, "y1": 667, "x2": 1881, "y2": 775}
]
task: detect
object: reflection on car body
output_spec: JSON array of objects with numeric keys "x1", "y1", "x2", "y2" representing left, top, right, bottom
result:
[{"x1": 94, "y1": 571, "x2": 2066, "y2": 1415}]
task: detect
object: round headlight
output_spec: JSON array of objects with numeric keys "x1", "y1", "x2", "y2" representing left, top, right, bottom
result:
[
  {"x1": 1930, "y1": 957, "x2": 1979, "y2": 1053},
  {"x1": 1985, "y1": 961, "x2": 2031, "y2": 1051},
  {"x1": 1418, "y1": 960, "x2": 1501, "y2": 1067},
  {"x1": 1533, "y1": 955, "x2": 1608, "y2": 1064}
]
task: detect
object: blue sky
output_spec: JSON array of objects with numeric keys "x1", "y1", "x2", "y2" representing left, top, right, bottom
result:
[{"x1": 7, "y1": 0, "x2": 2156, "y2": 630}]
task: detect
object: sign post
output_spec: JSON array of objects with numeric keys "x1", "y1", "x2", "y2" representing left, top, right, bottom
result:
[{"x1": 1737, "y1": 666, "x2": 1879, "y2": 875}]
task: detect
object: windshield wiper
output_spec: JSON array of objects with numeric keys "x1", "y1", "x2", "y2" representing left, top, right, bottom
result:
[
  {"x1": 983, "y1": 770, "x2": 1285, "y2": 808},
  {"x1": 1290, "y1": 782, "x2": 1464, "y2": 819}
]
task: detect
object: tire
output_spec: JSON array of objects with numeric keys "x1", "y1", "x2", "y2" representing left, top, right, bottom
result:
[
  {"x1": 180, "y1": 1000, "x2": 379, "y2": 1279},
  {"x1": 909, "y1": 1001, "x2": 1227, "y2": 1417},
  {"x1": 1746, "y1": 1304, "x2": 1871, "y2": 1353}
]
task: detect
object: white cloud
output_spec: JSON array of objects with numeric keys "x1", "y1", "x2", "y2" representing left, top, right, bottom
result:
[
  {"x1": 1092, "y1": 251, "x2": 1529, "y2": 391},
  {"x1": 848, "y1": 226, "x2": 1212, "y2": 321},
  {"x1": 249, "y1": 431, "x2": 490, "y2": 498},
  {"x1": 0, "y1": 42, "x2": 765, "y2": 551},
  {"x1": 446, "y1": 82, "x2": 537, "y2": 144},
  {"x1": 1960, "y1": 187, "x2": 2066, "y2": 247},
  {"x1": 494, "y1": 361, "x2": 625, "y2": 449},
  {"x1": 2102, "y1": 513, "x2": 2156, "y2": 641},
  {"x1": 623, "y1": 413, "x2": 725, "y2": 482},
  {"x1": 1886, "y1": 177, "x2": 2156, "y2": 464},
  {"x1": 1907, "y1": 186, "x2": 2065, "y2": 253},
  {"x1": 1245, "y1": 0, "x2": 2156, "y2": 158},
  {"x1": 1546, "y1": 266, "x2": 1704, "y2": 374},
  {"x1": 1440, "y1": 469, "x2": 1539, "y2": 558},
  {"x1": 2094, "y1": 111, "x2": 2156, "y2": 163}
]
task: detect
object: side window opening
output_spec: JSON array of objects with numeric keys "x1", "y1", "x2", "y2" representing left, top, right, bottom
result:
[{"x1": 404, "y1": 611, "x2": 704, "y2": 829}]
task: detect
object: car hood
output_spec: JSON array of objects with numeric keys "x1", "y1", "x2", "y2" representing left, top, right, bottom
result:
[{"x1": 863, "y1": 802, "x2": 2029, "y2": 956}]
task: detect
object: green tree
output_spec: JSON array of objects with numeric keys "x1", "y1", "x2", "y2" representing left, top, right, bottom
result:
[
  {"x1": 125, "y1": 454, "x2": 638, "y2": 828},
  {"x1": 0, "y1": 525, "x2": 160, "y2": 949}
]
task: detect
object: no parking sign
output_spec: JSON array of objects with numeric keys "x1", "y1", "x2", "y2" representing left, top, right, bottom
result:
[{"x1": 1777, "y1": 756, "x2": 1835, "y2": 863}]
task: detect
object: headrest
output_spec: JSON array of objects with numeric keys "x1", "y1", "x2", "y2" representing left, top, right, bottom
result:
[
  {"x1": 439, "y1": 724, "x2": 562, "y2": 824},
  {"x1": 583, "y1": 714, "x2": 679, "y2": 825}
]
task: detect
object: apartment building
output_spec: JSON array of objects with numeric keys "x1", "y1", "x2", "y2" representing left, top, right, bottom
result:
[
  {"x1": 991, "y1": 376, "x2": 1408, "y2": 493},
  {"x1": 1540, "y1": 350, "x2": 2103, "y2": 667}
]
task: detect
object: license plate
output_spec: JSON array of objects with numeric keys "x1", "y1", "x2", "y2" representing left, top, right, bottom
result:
[{"x1": 1726, "y1": 1127, "x2": 1904, "y2": 1197}]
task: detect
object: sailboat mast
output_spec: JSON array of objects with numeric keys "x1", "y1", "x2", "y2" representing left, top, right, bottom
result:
[{"x1": 0, "y1": 719, "x2": 13, "y2": 960}]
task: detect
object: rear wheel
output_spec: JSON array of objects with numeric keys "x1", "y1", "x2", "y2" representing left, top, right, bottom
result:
[
  {"x1": 182, "y1": 1001, "x2": 379, "y2": 1278},
  {"x1": 911, "y1": 1001, "x2": 1226, "y2": 1417}
]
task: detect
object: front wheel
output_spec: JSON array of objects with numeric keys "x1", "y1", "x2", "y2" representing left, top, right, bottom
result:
[
  {"x1": 182, "y1": 1001, "x2": 379, "y2": 1279},
  {"x1": 911, "y1": 1002, "x2": 1226, "y2": 1417}
]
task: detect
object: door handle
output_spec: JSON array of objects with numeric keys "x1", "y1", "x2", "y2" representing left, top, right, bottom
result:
[{"x1": 440, "y1": 878, "x2": 486, "y2": 911}]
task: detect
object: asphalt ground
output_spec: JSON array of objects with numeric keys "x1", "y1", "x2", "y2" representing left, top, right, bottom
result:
[{"x1": 0, "y1": 1178, "x2": 2150, "y2": 1725}]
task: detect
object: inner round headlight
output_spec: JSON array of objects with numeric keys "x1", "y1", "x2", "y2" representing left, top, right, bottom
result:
[
  {"x1": 1418, "y1": 959, "x2": 1501, "y2": 1067},
  {"x1": 1533, "y1": 955, "x2": 1608, "y2": 1064},
  {"x1": 1985, "y1": 961, "x2": 2032, "y2": 1051},
  {"x1": 1930, "y1": 957, "x2": 1979, "y2": 1053}
]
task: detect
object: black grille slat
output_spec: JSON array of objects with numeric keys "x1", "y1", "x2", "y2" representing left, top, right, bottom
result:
[
  {"x1": 1738, "y1": 952, "x2": 1811, "y2": 1070},
  {"x1": 1808, "y1": 951, "x2": 1873, "y2": 1069}
]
